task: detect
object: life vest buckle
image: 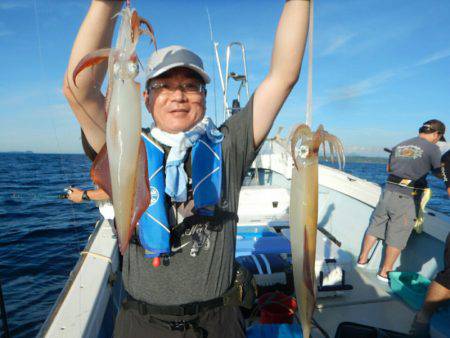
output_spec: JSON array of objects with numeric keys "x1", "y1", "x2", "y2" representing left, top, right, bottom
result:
[{"x1": 169, "y1": 320, "x2": 191, "y2": 331}]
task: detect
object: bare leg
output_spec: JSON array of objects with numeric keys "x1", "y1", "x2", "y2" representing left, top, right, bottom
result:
[
  {"x1": 417, "y1": 281, "x2": 450, "y2": 322},
  {"x1": 410, "y1": 281, "x2": 450, "y2": 336},
  {"x1": 358, "y1": 234, "x2": 378, "y2": 264},
  {"x1": 379, "y1": 245, "x2": 401, "y2": 277}
]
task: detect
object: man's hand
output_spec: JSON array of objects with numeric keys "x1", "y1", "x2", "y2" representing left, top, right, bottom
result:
[
  {"x1": 63, "y1": 0, "x2": 124, "y2": 153},
  {"x1": 67, "y1": 188, "x2": 84, "y2": 203},
  {"x1": 252, "y1": 0, "x2": 310, "y2": 148}
]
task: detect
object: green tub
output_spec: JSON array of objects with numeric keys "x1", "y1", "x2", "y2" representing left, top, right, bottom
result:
[{"x1": 389, "y1": 271, "x2": 431, "y2": 310}]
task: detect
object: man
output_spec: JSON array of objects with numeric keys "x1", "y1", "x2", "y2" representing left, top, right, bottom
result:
[
  {"x1": 67, "y1": 186, "x2": 109, "y2": 203},
  {"x1": 357, "y1": 120, "x2": 445, "y2": 282},
  {"x1": 409, "y1": 142, "x2": 450, "y2": 337},
  {"x1": 410, "y1": 233, "x2": 450, "y2": 337},
  {"x1": 67, "y1": 186, "x2": 114, "y2": 220},
  {"x1": 63, "y1": 1, "x2": 310, "y2": 337}
]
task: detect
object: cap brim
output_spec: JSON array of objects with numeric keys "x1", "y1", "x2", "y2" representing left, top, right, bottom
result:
[{"x1": 146, "y1": 62, "x2": 210, "y2": 84}]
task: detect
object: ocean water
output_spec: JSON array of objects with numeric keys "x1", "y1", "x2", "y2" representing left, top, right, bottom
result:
[{"x1": 0, "y1": 153, "x2": 448, "y2": 337}]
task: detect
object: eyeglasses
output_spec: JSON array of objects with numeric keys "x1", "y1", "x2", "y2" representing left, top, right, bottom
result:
[{"x1": 147, "y1": 82, "x2": 205, "y2": 95}]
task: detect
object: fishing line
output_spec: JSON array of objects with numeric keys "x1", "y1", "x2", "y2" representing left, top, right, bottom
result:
[
  {"x1": 7, "y1": 192, "x2": 69, "y2": 201},
  {"x1": 32, "y1": 0, "x2": 81, "y2": 246},
  {"x1": 205, "y1": 6, "x2": 219, "y2": 125},
  {"x1": 33, "y1": 0, "x2": 88, "y2": 334},
  {"x1": 305, "y1": 0, "x2": 314, "y2": 127}
]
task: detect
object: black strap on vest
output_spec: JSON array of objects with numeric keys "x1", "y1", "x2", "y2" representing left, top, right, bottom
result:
[
  {"x1": 387, "y1": 174, "x2": 427, "y2": 189},
  {"x1": 130, "y1": 209, "x2": 238, "y2": 247},
  {"x1": 172, "y1": 209, "x2": 238, "y2": 236},
  {"x1": 124, "y1": 296, "x2": 223, "y2": 317},
  {"x1": 123, "y1": 283, "x2": 242, "y2": 317}
]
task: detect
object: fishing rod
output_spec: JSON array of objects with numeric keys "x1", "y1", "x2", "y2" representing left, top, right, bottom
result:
[
  {"x1": 0, "y1": 278, "x2": 10, "y2": 338},
  {"x1": 205, "y1": 6, "x2": 222, "y2": 125},
  {"x1": 312, "y1": 317, "x2": 330, "y2": 338},
  {"x1": 7, "y1": 188, "x2": 73, "y2": 201}
]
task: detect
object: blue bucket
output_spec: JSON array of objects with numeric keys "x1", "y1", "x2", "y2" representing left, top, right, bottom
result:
[
  {"x1": 389, "y1": 271, "x2": 431, "y2": 310},
  {"x1": 246, "y1": 323, "x2": 303, "y2": 338}
]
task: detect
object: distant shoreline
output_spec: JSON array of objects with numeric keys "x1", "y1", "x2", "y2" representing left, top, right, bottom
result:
[{"x1": 0, "y1": 151, "x2": 389, "y2": 163}]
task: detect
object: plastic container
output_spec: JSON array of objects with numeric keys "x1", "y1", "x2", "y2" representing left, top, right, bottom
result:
[
  {"x1": 389, "y1": 271, "x2": 431, "y2": 310},
  {"x1": 247, "y1": 323, "x2": 303, "y2": 338},
  {"x1": 258, "y1": 291, "x2": 297, "y2": 324}
]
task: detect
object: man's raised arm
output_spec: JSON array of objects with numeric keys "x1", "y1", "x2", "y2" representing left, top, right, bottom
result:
[
  {"x1": 62, "y1": 0, "x2": 123, "y2": 153},
  {"x1": 253, "y1": 0, "x2": 310, "y2": 147}
]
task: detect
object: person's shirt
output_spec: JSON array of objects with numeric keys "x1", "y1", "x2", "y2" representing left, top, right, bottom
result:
[
  {"x1": 80, "y1": 96, "x2": 259, "y2": 305},
  {"x1": 386, "y1": 136, "x2": 441, "y2": 194}
]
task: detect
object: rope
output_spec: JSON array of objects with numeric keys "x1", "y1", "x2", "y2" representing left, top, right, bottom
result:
[{"x1": 80, "y1": 251, "x2": 113, "y2": 265}]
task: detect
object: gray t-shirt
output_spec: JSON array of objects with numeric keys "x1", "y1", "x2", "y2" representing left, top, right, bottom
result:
[
  {"x1": 122, "y1": 96, "x2": 258, "y2": 305},
  {"x1": 386, "y1": 136, "x2": 441, "y2": 193}
]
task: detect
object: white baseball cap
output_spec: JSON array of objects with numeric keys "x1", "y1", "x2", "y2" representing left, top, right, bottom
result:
[{"x1": 145, "y1": 45, "x2": 210, "y2": 84}]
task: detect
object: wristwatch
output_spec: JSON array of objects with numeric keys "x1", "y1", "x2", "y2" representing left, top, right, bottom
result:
[{"x1": 82, "y1": 190, "x2": 91, "y2": 201}]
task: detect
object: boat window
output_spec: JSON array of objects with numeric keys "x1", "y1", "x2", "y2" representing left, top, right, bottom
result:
[{"x1": 243, "y1": 168, "x2": 290, "y2": 189}]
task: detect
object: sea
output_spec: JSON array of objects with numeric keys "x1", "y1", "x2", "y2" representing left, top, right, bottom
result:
[{"x1": 0, "y1": 152, "x2": 448, "y2": 337}]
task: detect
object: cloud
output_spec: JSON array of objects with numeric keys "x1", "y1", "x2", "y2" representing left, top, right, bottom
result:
[
  {"x1": 325, "y1": 70, "x2": 396, "y2": 102},
  {"x1": 415, "y1": 48, "x2": 450, "y2": 66},
  {"x1": 321, "y1": 33, "x2": 357, "y2": 56},
  {"x1": 0, "y1": 30, "x2": 12, "y2": 37},
  {"x1": 0, "y1": 2, "x2": 30, "y2": 10},
  {"x1": 318, "y1": 46, "x2": 450, "y2": 108},
  {"x1": 345, "y1": 145, "x2": 389, "y2": 157}
]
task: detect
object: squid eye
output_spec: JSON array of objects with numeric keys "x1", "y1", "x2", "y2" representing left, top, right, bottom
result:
[
  {"x1": 127, "y1": 62, "x2": 138, "y2": 75},
  {"x1": 299, "y1": 145, "x2": 309, "y2": 159},
  {"x1": 113, "y1": 63, "x2": 120, "y2": 75}
]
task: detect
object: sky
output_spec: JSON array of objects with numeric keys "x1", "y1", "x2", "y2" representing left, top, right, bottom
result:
[{"x1": 0, "y1": 0, "x2": 449, "y2": 156}]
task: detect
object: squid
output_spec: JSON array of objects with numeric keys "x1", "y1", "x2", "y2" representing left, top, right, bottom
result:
[
  {"x1": 73, "y1": 6, "x2": 157, "y2": 254},
  {"x1": 289, "y1": 124, "x2": 344, "y2": 337}
]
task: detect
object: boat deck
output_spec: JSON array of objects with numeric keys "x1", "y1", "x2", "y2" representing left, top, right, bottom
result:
[{"x1": 314, "y1": 266, "x2": 415, "y2": 335}]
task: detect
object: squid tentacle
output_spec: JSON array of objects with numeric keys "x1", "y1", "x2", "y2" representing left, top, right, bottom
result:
[{"x1": 138, "y1": 17, "x2": 157, "y2": 50}]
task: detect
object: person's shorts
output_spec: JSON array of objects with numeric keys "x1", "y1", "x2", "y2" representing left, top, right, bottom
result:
[
  {"x1": 366, "y1": 189, "x2": 418, "y2": 250},
  {"x1": 435, "y1": 233, "x2": 450, "y2": 290},
  {"x1": 113, "y1": 300, "x2": 246, "y2": 338}
]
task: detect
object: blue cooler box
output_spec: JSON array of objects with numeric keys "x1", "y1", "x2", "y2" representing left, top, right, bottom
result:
[
  {"x1": 389, "y1": 271, "x2": 431, "y2": 310},
  {"x1": 246, "y1": 323, "x2": 302, "y2": 338}
]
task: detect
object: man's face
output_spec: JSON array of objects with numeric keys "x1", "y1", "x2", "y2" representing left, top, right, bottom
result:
[
  {"x1": 432, "y1": 131, "x2": 443, "y2": 144},
  {"x1": 143, "y1": 68, "x2": 206, "y2": 133}
]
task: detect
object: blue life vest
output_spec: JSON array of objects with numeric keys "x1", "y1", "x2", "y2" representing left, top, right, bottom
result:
[{"x1": 138, "y1": 133, "x2": 222, "y2": 258}]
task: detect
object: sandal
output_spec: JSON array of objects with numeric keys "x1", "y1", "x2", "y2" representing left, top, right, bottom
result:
[
  {"x1": 356, "y1": 260, "x2": 368, "y2": 268},
  {"x1": 376, "y1": 274, "x2": 389, "y2": 283}
]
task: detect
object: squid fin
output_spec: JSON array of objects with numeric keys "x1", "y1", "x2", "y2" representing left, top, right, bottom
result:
[
  {"x1": 90, "y1": 144, "x2": 112, "y2": 198},
  {"x1": 90, "y1": 141, "x2": 150, "y2": 255},
  {"x1": 126, "y1": 140, "x2": 150, "y2": 254}
]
